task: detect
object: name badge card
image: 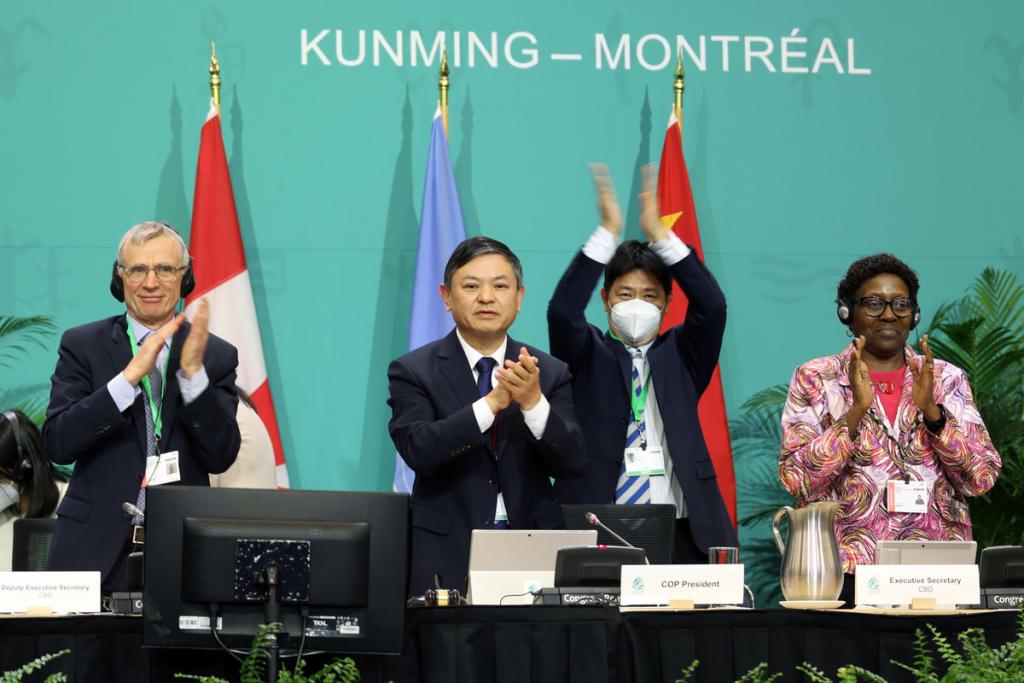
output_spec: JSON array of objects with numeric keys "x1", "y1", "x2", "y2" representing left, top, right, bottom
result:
[
  {"x1": 145, "y1": 450, "x2": 181, "y2": 487},
  {"x1": 855, "y1": 565, "x2": 979, "y2": 607},
  {"x1": 0, "y1": 571, "x2": 101, "y2": 614},
  {"x1": 623, "y1": 447, "x2": 665, "y2": 476},
  {"x1": 620, "y1": 564, "x2": 744, "y2": 606},
  {"x1": 886, "y1": 480, "x2": 928, "y2": 514}
]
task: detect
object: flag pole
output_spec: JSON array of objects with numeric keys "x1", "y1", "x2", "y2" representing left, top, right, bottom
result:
[
  {"x1": 673, "y1": 48, "x2": 684, "y2": 128},
  {"x1": 439, "y1": 47, "x2": 450, "y2": 139},
  {"x1": 209, "y1": 42, "x2": 221, "y2": 114}
]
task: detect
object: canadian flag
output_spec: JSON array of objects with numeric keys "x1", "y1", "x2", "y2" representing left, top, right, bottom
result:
[{"x1": 185, "y1": 103, "x2": 290, "y2": 487}]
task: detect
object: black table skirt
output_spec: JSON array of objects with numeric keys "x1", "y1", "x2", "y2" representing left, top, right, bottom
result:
[{"x1": 0, "y1": 607, "x2": 1018, "y2": 682}]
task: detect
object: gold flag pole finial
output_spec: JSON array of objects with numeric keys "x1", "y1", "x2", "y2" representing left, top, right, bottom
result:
[
  {"x1": 673, "y1": 48, "x2": 685, "y2": 120},
  {"x1": 439, "y1": 47, "x2": 450, "y2": 138},
  {"x1": 210, "y1": 42, "x2": 222, "y2": 113}
]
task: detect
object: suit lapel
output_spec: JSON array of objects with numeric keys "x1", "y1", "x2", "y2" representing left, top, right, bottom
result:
[
  {"x1": 437, "y1": 331, "x2": 480, "y2": 410},
  {"x1": 108, "y1": 316, "x2": 148, "y2": 458},
  {"x1": 604, "y1": 332, "x2": 633, "y2": 398},
  {"x1": 160, "y1": 322, "x2": 190, "y2": 449}
]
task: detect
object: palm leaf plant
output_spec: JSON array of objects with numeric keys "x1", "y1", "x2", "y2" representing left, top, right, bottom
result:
[
  {"x1": 730, "y1": 384, "x2": 794, "y2": 608},
  {"x1": 0, "y1": 314, "x2": 57, "y2": 423},
  {"x1": 923, "y1": 268, "x2": 1024, "y2": 547}
]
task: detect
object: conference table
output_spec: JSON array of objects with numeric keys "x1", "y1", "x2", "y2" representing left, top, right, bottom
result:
[{"x1": 0, "y1": 606, "x2": 1018, "y2": 682}]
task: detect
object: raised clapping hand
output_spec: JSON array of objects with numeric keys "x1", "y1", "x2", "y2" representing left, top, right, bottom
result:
[
  {"x1": 638, "y1": 164, "x2": 670, "y2": 243},
  {"x1": 908, "y1": 334, "x2": 941, "y2": 422},
  {"x1": 845, "y1": 335, "x2": 873, "y2": 437},
  {"x1": 496, "y1": 347, "x2": 542, "y2": 411},
  {"x1": 590, "y1": 163, "x2": 624, "y2": 238},
  {"x1": 179, "y1": 299, "x2": 211, "y2": 379},
  {"x1": 124, "y1": 315, "x2": 186, "y2": 385}
]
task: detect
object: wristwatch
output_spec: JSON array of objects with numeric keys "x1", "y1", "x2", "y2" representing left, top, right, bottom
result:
[{"x1": 924, "y1": 404, "x2": 947, "y2": 434}]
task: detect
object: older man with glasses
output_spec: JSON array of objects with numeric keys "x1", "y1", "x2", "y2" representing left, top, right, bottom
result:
[
  {"x1": 779, "y1": 253, "x2": 1001, "y2": 605},
  {"x1": 43, "y1": 221, "x2": 241, "y2": 592}
]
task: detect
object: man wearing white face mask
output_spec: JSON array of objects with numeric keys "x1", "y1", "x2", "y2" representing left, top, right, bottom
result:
[{"x1": 547, "y1": 165, "x2": 737, "y2": 563}]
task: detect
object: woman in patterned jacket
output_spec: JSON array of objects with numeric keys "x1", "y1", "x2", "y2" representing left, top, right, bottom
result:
[{"x1": 779, "y1": 254, "x2": 1000, "y2": 603}]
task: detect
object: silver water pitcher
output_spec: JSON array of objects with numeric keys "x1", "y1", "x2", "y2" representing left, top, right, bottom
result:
[{"x1": 771, "y1": 502, "x2": 843, "y2": 601}]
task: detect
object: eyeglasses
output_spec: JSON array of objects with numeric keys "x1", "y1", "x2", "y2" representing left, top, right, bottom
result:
[
  {"x1": 856, "y1": 296, "x2": 914, "y2": 318},
  {"x1": 119, "y1": 264, "x2": 187, "y2": 283}
]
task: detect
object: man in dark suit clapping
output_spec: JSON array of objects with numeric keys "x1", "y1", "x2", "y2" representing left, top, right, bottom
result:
[{"x1": 388, "y1": 236, "x2": 586, "y2": 597}]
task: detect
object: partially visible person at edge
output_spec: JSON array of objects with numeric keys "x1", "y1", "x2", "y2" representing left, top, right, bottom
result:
[
  {"x1": 778, "y1": 253, "x2": 1000, "y2": 601},
  {"x1": 1, "y1": 409, "x2": 69, "y2": 571}
]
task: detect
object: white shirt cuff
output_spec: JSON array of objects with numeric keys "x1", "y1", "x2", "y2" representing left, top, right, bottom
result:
[
  {"x1": 650, "y1": 231, "x2": 691, "y2": 265},
  {"x1": 107, "y1": 373, "x2": 141, "y2": 412},
  {"x1": 176, "y1": 365, "x2": 209, "y2": 405},
  {"x1": 581, "y1": 225, "x2": 620, "y2": 264},
  {"x1": 520, "y1": 394, "x2": 550, "y2": 439},
  {"x1": 473, "y1": 397, "x2": 496, "y2": 433}
]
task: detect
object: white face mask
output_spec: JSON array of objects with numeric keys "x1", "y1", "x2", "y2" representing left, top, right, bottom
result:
[
  {"x1": 0, "y1": 482, "x2": 18, "y2": 512},
  {"x1": 610, "y1": 298, "x2": 663, "y2": 345}
]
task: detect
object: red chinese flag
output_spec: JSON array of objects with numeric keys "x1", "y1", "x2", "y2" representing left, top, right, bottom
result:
[
  {"x1": 656, "y1": 108, "x2": 736, "y2": 527},
  {"x1": 185, "y1": 103, "x2": 290, "y2": 487}
]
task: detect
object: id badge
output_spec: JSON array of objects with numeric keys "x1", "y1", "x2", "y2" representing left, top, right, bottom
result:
[
  {"x1": 144, "y1": 450, "x2": 181, "y2": 487},
  {"x1": 624, "y1": 446, "x2": 665, "y2": 477},
  {"x1": 886, "y1": 479, "x2": 928, "y2": 514},
  {"x1": 494, "y1": 492, "x2": 509, "y2": 524}
]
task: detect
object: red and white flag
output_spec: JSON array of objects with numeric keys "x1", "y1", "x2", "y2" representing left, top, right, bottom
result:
[
  {"x1": 656, "y1": 107, "x2": 736, "y2": 527},
  {"x1": 185, "y1": 103, "x2": 290, "y2": 487}
]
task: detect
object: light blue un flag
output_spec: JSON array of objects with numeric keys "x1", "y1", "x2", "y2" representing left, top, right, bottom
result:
[{"x1": 393, "y1": 106, "x2": 467, "y2": 493}]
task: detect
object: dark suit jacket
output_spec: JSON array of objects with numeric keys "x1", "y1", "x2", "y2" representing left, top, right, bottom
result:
[
  {"x1": 388, "y1": 330, "x2": 587, "y2": 596},
  {"x1": 547, "y1": 249, "x2": 737, "y2": 552},
  {"x1": 43, "y1": 315, "x2": 241, "y2": 582}
]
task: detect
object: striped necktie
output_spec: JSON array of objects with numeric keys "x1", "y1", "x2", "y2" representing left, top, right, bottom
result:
[
  {"x1": 615, "y1": 347, "x2": 651, "y2": 505},
  {"x1": 134, "y1": 337, "x2": 164, "y2": 523}
]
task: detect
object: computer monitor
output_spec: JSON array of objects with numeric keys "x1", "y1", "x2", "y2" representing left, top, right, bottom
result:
[
  {"x1": 979, "y1": 545, "x2": 1024, "y2": 588},
  {"x1": 466, "y1": 529, "x2": 596, "y2": 605},
  {"x1": 562, "y1": 504, "x2": 676, "y2": 564},
  {"x1": 143, "y1": 486, "x2": 408, "y2": 655},
  {"x1": 874, "y1": 540, "x2": 977, "y2": 565}
]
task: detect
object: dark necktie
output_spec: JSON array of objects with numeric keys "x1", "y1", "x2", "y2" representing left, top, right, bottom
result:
[
  {"x1": 475, "y1": 357, "x2": 497, "y2": 398},
  {"x1": 474, "y1": 357, "x2": 507, "y2": 528}
]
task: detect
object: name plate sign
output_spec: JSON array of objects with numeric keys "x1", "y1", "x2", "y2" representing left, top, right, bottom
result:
[
  {"x1": 0, "y1": 571, "x2": 101, "y2": 614},
  {"x1": 855, "y1": 565, "x2": 979, "y2": 607},
  {"x1": 620, "y1": 564, "x2": 744, "y2": 606}
]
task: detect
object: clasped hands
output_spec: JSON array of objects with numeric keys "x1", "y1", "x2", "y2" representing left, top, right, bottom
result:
[
  {"x1": 123, "y1": 299, "x2": 210, "y2": 385},
  {"x1": 847, "y1": 333, "x2": 941, "y2": 432},
  {"x1": 485, "y1": 347, "x2": 542, "y2": 414}
]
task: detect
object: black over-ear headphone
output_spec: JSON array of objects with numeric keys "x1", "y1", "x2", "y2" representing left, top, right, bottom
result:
[
  {"x1": 2, "y1": 410, "x2": 33, "y2": 484},
  {"x1": 836, "y1": 297, "x2": 921, "y2": 330},
  {"x1": 110, "y1": 222, "x2": 195, "y2": 302}
]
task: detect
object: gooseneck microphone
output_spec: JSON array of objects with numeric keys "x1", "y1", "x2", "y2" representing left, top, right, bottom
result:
[
  {"x1": 585, "y1": 512, "x2": 650, "y2": 565},
  {"x1": 122, "y1": 501, "x2": 145, "y2": 524}
]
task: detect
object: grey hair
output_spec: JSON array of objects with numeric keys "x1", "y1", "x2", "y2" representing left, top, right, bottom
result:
[{"x1": 116, "y1": 221, "x2": 190, "y2": 267}]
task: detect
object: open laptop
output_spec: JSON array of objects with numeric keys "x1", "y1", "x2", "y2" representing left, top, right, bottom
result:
[
  {"x1": 874, "y1": 540, "x2": 977, "y2": 565},
  {"x1": 467, "y1": 529, "x2": 597, "y2": 605}
]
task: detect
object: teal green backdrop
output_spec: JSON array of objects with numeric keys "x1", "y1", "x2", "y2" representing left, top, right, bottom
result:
[{"x1": 2, "y1": 2, "x2": 1022, "y2": 500}]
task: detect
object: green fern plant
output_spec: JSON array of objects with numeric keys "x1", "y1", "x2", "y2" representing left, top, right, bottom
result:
[
  {"x1": 675, "y1": 659, "x2": 699, "y2": 683},
  {"x1": 175, "y1": 622, "x2": 362, "y2": 683},
  {"x1": 0, "y1": 648, "x2": 69, "y2": 683},
  {"x1": 736, "y1": 662, "x2": 783, "y2": 683},
  {"x1": 923, "y1": 268, "x2": 1024, "y2": 548}
]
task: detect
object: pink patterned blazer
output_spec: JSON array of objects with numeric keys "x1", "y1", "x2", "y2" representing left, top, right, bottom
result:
[{"x1": 779, "y1": 344, "x2": 1000, "y2": 572}]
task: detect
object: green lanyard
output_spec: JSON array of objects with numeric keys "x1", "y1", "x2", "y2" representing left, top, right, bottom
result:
[
  {"x1": 610, "y1": 329, "x2": 652, "y2": 426},
  {"x1": 125, "y1": 318, "x2": 169, "y2": 441}
]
